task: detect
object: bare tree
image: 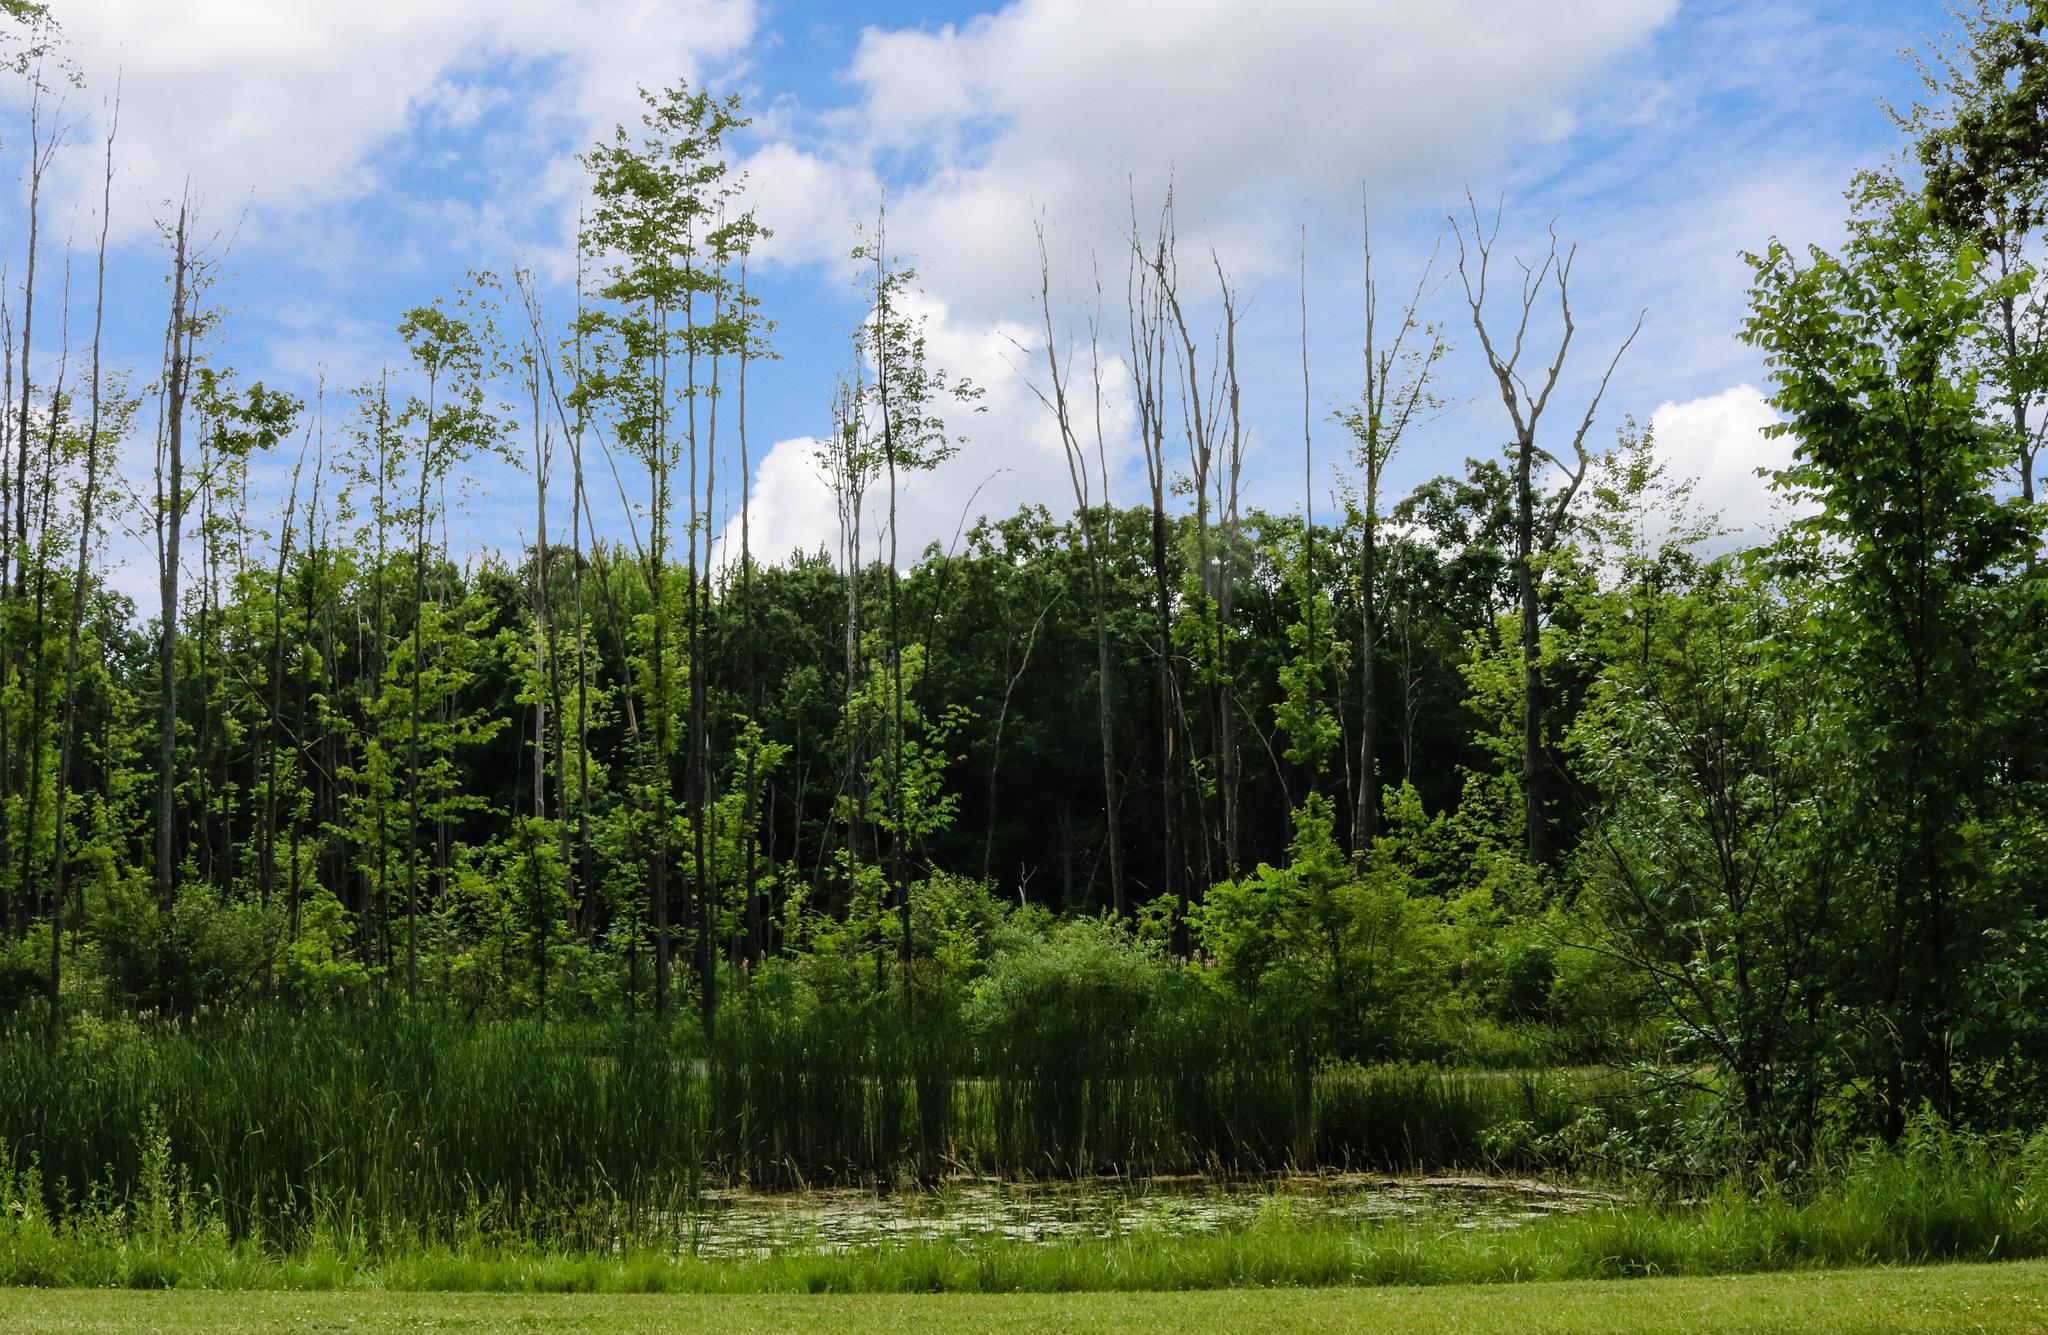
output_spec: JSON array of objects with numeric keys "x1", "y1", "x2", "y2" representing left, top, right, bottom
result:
[
  {"x1": 1126, "y1": 196, "x2": 1187, "y2": 949},
  {"x1": 4, "y1": 37, "x2": 65, "y2": 938},
  {"x1": 1140, "y1": 195, "x2": 1245, "y2": 881},
  {"x1": 1337, "y1": 198, "x2": 1447, "y2": 856},
  {"x1": 514, "y1": 267, "x2": 559, "y2": 1018},
  {"x1": 817, "y1": 365, "x2": 875, "y2": 920},
  {"x1": 526, "y1": 245, "x2": 597, "y2": 938},
  {"x1": 19, "y1": 251, "x2": 70, "y2": 959},
  {"x1": 1297, "y1": 225, "x2": 1317, "y2": 799},
  {"x1": 13, "y1": 35, "x2": 61, "y2": 589},
  {"x1": 1021, "y1": 224, "x2": 1125, "y2": 912},
  {"x1": 1450, "y1": 194, "x2": 1641, "y2": 868},
  {"x1": 1138, "y1": 192, "x2": 1245, "y2": 880},
  {"x1": 153, "y1": 194, "x2": 197, "y2": 910}
]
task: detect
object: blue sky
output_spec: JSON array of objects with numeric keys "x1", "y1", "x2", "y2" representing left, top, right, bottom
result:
[{"x1": 10, "y1": 0, "x2": 1960, "y2": 592}]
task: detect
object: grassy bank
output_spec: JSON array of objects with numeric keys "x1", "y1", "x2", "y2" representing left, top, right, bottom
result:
[
  {"x1": 5, "y1": 1261, "x2": 2047, "y2": 1333},
  {"x1": 2, "y1": 1122, "x2": 2045, "y2": 1293},
  {"x1": 5, "y1": 1014, "x2": 2044, "y2": 1302}
]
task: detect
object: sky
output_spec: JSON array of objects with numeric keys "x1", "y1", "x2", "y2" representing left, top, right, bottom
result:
[{"x1": 1, "y1": 0, "x2": 1959, "y2": 600}]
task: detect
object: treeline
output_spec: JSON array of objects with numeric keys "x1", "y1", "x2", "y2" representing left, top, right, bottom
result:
[{"x1": 0, "y1": 1, "x2": 2042, "y2": 1182}]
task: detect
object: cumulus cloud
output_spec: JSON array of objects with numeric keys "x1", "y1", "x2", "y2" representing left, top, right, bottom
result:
[
  {"x1": 19, "y1": 0, "x2": 1865, "y2": 590},
  {"x1": 736, "y1": 141, "x2": 880, "y2": 270},
  {"x1": 733, "y1": 0, "x2": 1680, "y2": 560},
  {"x1": 36, "y1": 0, "x2": 757, "y2": 245},
  {"x1": 735, "y1": 434, "x2": 836, "y2": 564},
  {"x1": 728, "y1": 285, "x2": 1139, "y2": 569},
  {"x1": 1649, "y1": 383, "x2": 1803, "y2": 550},
  {"x1": 821, "y1": 0, "x2": 1676, "y2": 306}
]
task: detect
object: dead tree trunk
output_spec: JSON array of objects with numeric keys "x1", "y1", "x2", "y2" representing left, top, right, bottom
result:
[
  {"x1": 1449, "y1": 196, "x2": 1640, "y2": 869},
  {"x1": 155, "y1": 199, "x2": 194, "y2": 910}
]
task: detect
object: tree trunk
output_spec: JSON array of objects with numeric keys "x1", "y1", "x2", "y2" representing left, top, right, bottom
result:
[
  {"x1": 1515, "y1": 436, "x2": 1547, "y2": 869},
  {"x1": 156, "y1": 202, "x2": 192, "y2": 911},
  {"x1": 404, "y1": 366, "x2": 438, "y2": 1005},
  {"x1": 49, "y1": 112, "x2": 115, "y2": 1042}
]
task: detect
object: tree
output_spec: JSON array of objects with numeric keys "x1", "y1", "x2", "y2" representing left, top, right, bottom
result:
[
  {"x1": 730, "y1": 225, "x2": 773, "y2": 963},
  {"x1": 1449, "y1": 197, "x2": 1641, "y2": 869},
  {"x1": 1142, "y1": 198, "x2": 1246, "y2": 883},
  {"x1": 48, "y1": 95, "x2": 120, "y2": 1038},
  {"x1": 1910, "y1": 9, "x2": 2048, "y2": 506},
  {"x1": 579, "y1": 83, "x2": 748, "y2": 1025},
  {"x1": 1201, "y1": 794, "x2": 1446, "y2": 1163},
  {"x1": 395, "y1": 279, "x2": 502, "y2": 1003},
  {"x1": 524, "y1": 247, "x2": 603, "y2": 940},
  {"x1": 687, "y1": 204, "x2": 762, "y2": 1027},
  {"x1": 1568, "y1": 567, "x2": 1841, "y2": 1165},
  {"x1": 846, "y1": 208, "x2": 979, "y2": 985},
  {"x1": 1897, "y1": 3, "x2": 2048, "y2": 794},
  {"x1": 1743, "y1": 187, "x2": 2039, "y2": 1130},
  {"x1": 1124, "y1": 194, "x2": 1210, "y2": 948},
  {"x1": 152, "y1": 197, "x2": 199, "y2": 911},
  {"x1": 1334, "y1": 202, "x2": 1447, "y2": 856},
  {"x1": 1023, "y1": 226, "x2": 1126, "y2": 913}
]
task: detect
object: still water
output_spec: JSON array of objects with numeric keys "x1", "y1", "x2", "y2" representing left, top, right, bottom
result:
[{"x1": 682, "y1": 1174, "x2": 1610, "y2": 1257}]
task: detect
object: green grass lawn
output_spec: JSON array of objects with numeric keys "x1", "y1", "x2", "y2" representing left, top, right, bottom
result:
[{"x1": 4, "y1": 1260, "x2": 2046, "y2": 1333}]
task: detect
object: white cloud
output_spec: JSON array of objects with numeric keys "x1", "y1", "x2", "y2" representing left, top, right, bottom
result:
[
  {"x1": 36, "y1": 0, "x2": 757, "y2": 245},
  {"x1": 730, "y1": 286, "x2": 1138, "y2": 569},
  {"x1": 820, "y1": 0, "x2": 1676, "y2": 311},
  {"x1": 735, "y1": 0, "x2": 1679, "y2": 559},
  {"x1": 734, "y1": 434, "x2": 837, "y2": 565},
  {"x1": 20, "y1": 0, "x2": 1874, "y2": 591},
  {"x1": 1648, "y1": 382, "x2": 1802, "y2": 549},
  {"x1": 737, "y1": 141, "x2": 879, "y2": 270},
  {"x1": 1581, "y1": 159, "x2": 1854, "y2": 416}
]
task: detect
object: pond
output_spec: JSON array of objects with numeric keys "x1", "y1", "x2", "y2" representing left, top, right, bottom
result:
[{"x1": 681, "y1": 1174, "x2": 1614, "y2": 1257}]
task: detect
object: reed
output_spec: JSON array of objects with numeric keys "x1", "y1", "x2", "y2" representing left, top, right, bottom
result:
[
  {"x1": 0, "y1": 1013, "x2": 707, "y2": 1245},
  {"x1": 0, "y1": 1002, "x2": 1589, "y2": 1243},
  {"x1": 0, "y1": 1121, "x2": 2043, "y2": 1292}
]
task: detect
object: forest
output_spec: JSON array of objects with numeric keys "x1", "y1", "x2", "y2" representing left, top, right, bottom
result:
[{"x1": 0, "y1": 0, "x2": 2043, "y2": 1305}]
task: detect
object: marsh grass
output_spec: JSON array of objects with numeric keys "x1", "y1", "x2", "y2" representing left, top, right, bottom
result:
[
  {"x1": 0, "y1": 1058, "x2": 2041, "y2": 1295},
  {"x1": 0, "y1": 1014, "x2": 710, "y2": 1246},
  {"x1": 1, "y1": 1127, "x2": 2045, "y2": 1293},
  {"x1": 710, "y1": 990, "x2": 1585, "y2": 1186},
  {"x1": 0, "y1": 1009, "x2": 1586, "y2": 1247}
]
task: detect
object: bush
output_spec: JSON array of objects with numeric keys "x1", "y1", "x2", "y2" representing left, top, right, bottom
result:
[
  {"x1": 96, "y1": 883, "x2": 278, "y2": 1014},
  {"x1": 0, "y1": 931, "x2": 47, "y2": 1014}
]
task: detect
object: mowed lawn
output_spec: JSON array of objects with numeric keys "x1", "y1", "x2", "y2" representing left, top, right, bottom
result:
[{"x1": 4, "y1": 1261, "x2": 2047, "y2": 1334}]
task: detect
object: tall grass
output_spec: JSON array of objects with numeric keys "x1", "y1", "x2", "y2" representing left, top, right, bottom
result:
[
  {"x1": 0, "y1": 1006, "x2": 1583, "y2": 1242},
  {"x1": 709, "y1": 968, "x2": 1584, "y2": 1184},
  {"x1": 1, "y1": 1119, "x2": 2043, "y2": 1291},
  {"x1": 0, "y1": 1014, "x2": 707, "y2": 1245}
]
